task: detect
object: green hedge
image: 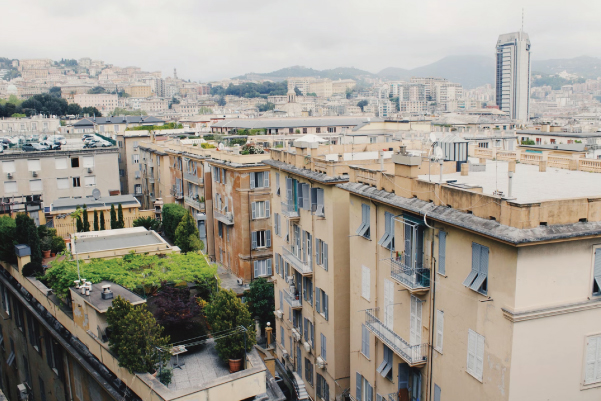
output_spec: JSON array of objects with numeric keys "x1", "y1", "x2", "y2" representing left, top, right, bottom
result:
[{"x1": 162, "y1": 203, "x2": 186, "y2": 242}]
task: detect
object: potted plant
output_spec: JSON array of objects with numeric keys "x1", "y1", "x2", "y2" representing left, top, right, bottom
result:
[
  {"x1": 41, "y1": 237, "x2": 52, "y2": 258},
  {"x1": 205, "y1": 289, "x2": 256, "y2": 373}
]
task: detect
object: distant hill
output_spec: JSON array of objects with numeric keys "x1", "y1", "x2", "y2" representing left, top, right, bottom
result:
[
  {"x1": 235, "y1": 66, "x2": 374, "y2": 81},
  {"x1": 532, "y1": 56, "x2": 601, "y2": 78}
]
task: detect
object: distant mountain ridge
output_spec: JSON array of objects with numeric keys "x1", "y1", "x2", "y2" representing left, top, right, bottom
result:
[{"x1": 532, "y1": 56, "x2": 601, "y2": 78}]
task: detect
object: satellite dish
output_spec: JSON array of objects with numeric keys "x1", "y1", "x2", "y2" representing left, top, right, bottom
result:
[
  {"x1": 434, "y1": 146, "x2": 444, "y2": 160},
  {"x1": 217, "y1": 143, "x2": 225, "y2": 151},
  {"x1": 429, "y1": 132, "x2": 437, "y2": 143},
  {"x1": 92, "y1": 188, "x2": 101, "y2": 200}
]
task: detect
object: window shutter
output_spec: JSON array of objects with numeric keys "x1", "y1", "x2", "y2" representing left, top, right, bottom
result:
[
  {"x1": 311, "y1": 322, "x2": 315, "y2": 347},
  {"x1": 324, "y1": 293, "x2": 329, "y2": 320},
  {"x1": 404, "y1": 224, "x2": 413, "y2": 267},
  {"x1": 398, "y1": 363, "x2": 410, "y2": 389},
  {"x1": 594, "y1": 249, "x2": 601, "y2": 294},
  {"x1": 302, "y1": 184, "x2": 310, "y2": 209},
  {"x1": 475, "y1": 332, "x2": 485, "y2": 380},
  {"x1": 279, "y1": 290, "x2": 283, "y2": 311},
  {"x1": 221, "y1": 168, "x2": 225, "y2": 184},
  {"x1": 467, "y1": 329, "x2": 476, "y2": 376},
  {"x1": 266, "y1": 230, "x2": 271, "y2": 248},
  {"x1": 253, "y1": 261, "x2": 258, "y2": 278},
  {"x1": 267, "y1": 259, "x2": 272, "y2": 275},
  {"x1": 367, "y1": 381, "x2": 373, "y2": 401},
  {"x1": 316, "y1": 287, "x2": 321, "y2": 313},
  {"x1": 264, "y1": 171, "x2": 269, "y2": 188},
  {"x1": 436, "y1": 310, "x2": 444, "y2": 351},
  {"x1": 323, "y1": 242, "x2": 328, "y2": 270},
  {"x1": 356, "y1": 372, "x2": 362, "y2": 401},
  {"x1": 463, "y1": 243, "x2": 480, "y2": 287},
  {"x1": 266, "y1": 200, "x2": 270, "y2": 217},
  {"x1": 304, "y1": 318, "x2": 308, "y2": 339},
  {"x1": 251, "y1": 202, "x2": 256, "y2": 219},
  {"x1": 297, "y1": 182, "x2": 303, "y2": 209},
  {"x1": 251, "y1": 231, "x2": 257, "y2": 250},
  {"x1": 434, "y1": 384, "x2": 441, "y2": 401},
  {"x1": 439, "y1": 231, "x2": 447, "y2": 275},
  {"x1": 250, "y1": 172, "x2": 256, "y2": 189},
  {"x1": 321, "y1": 333, "x2": 326, "y2": 360},
  {"x1": 311, "y1": 188, "x2": 317, "y2": 211},
  {"x1": 275, "y1": 254, "x2": 280, "y2": 274},
  {"x1": 585, "y1": 336, "x2": 600, "y2": 384},
  {"x1": 275, "y1": 172, "x2": 280, "y2": 194},
  {"x1": 316, "y1": 240, "x2": 321, "y2": 265},
  {"x1": 286, "y1": 178, "x2": 292, "y2": 204},
  {"x1": 317, "y1": 374, "x2": 322, "y2": 398}
]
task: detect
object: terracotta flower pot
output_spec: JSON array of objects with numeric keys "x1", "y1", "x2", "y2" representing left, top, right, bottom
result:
[
  {"x1": 43, "y1": 250, "x2": 51, "y2": 258},
  {"x1": 51, "y1": 253, "x2": 56, "y2": 257},
  {"x1": 228, "y1": 358, "x2": 242, "y2": 373}
]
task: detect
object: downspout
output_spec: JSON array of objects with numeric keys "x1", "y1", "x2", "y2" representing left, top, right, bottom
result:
[
  {"x1": 427, "y1": 225, "x2": 436, "y2": 401},
  {"x1": 373, "y1": 201, "x2": 379, "y2": 395},
  {"x1": 249, "y1": 183, "x2": 253, "y2": 281}
]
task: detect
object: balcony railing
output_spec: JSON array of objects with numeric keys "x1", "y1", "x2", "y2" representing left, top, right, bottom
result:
[
  {"x1": 281, "y1": 201, "x2": 299, "y2": 219},
  {"x1": 281, "y1": 246, "x2": 312, "y2": 275},
  {"x1": 184, "y1": 172, "x2": 204, "y2": 185},
  {"x1": 390, "y1": 254, "x2": 430, "y2": 292},
  {"x1": 283, "y1": 287, "x2": 302, "y2": 309},
  {"x1": 365, "y1": 309, "x2": 428, "y2": 366},
  {"x1": 214, "y1": 209, "x2": 234, "y2": 225},
  {"x1": 184, "y1": 196, "x2": 205, "y2": 211},
  {"x1": 170, "y1": 188, "x2": 183, "y2": 199}
]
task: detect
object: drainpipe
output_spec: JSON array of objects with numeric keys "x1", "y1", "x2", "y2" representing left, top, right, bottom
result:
[{"x1": 427, "y1": 226, "x2": 436, "y2": 401}]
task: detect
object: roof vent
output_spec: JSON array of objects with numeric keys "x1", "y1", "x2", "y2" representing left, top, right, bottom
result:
[{"x1": 101, "y1": 284, "x2": 113, "y2": 300}]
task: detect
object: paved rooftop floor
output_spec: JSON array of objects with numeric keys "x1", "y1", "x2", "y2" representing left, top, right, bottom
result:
[{"x1": 168, "y1": 339, "x2": 230, "y2": 391}]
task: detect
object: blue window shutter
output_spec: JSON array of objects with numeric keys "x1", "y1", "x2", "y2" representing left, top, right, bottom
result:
[
  {"x1": 264, "y1": 171, "x2": 269, "y2": 188},
  {"x1": 266, "y1": 200, "x2": 270, "y2": 217},
  {"x1": 434, "y1": 384, "x2": 441, "y2": 401},
  {"x1": 324, "y1": 242, "x2": 328, "y2": 270},
  {"x1": 266, "y1": 230, "x2": 271, "y2": 247},
  {"x1": 321, "y1": 333, "x2": 326, "y2": 360},
  {"x1": 254, "y1": 261, "x2": 258, "y2": 278},
  {"x1": 311, "y1": 322, "x2": 314, "y2": 347},
  {"x1": 302, "y1": 184, "x2": 310, "y2": 209},
  {"x1": 324, "y1": 293, "x2": 329, "y2": 320},
  {"x1": 250, "y1": 172, "x2": 255, "y2": 189},
  {"x1": 279, "y1": 290, "x2": 283, "y2": 311},
  {"x1": 317, "y1": 374, "x2": 322, "y2": 398},
  {"x1": 251, "y1": 231, "x2": 257, "y2": 249},
  {"x1": 594, "y1": 249, "x2": 601, "y2": 294},
  {"x1": 286, "y1": 178, "x2": 292, "y2": 204},
  {"x1": 251, "y1": 202, "x2": 256, "y2": 219},
  {"x1": 297, "y1": 182, "x2": 303, "y2": 209},
  {"x1": 267, "y1": 259, "x2": 272, "y2": 275},
  {"x1": 304, "y1": 318, "x2": 308, "y2": 339},
  {"x1": 356, "y1": 372, "x2": 362, "y2": 401},
  {"x1": 463, "y1": 243, "x2": 480, "y2": 287},
  {"x1": 316, "y1": 239, "x2": 321, "y2": 265},
  {"x1": 398, "y1": 363, "x2": 410, "y2": 389},
  {"x1": 439, "y1": 231, "x2": 447, "y2": 275},
  {"x1": 316, "y1": 287, "x2": 321, "y2": 313}
]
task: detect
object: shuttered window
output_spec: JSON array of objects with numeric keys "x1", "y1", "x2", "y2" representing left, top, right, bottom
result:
[
  {"x1": 435, "y1": 310, "x2": 444, "y2": 352},
  {"x1": 356, "y1": 204, "x2": 371, "y2": 238},
  {"x1": 29, "y1": 180, "x2": 42, "y2": 192},
  {"x1": 585, "y1": 334, "x2": 601, "y2": 384},
  {"x1": 302, "y1": 184, "x2": 310, "y2": 210},
  {"x1": 434, "y1": 384, "x2": 441, "y2": 401},
  {"x1": 4, "y1": 181, "x2": 17, "y2": 194},
  {"x1": 27, "y1": 159, "x2": 41, "y2": 171},
  {"x1": 55, "y1": 158, "x2": 67, "y2": 170},
  {"x1": 275, "y1": 172, "x2": 280, "y2": 195},
  {"x1": 467, "y1": 329, "x2": 485, "y2": 381},
  {"x1": 311, "y1": 187, "x2": 325, "y2": 216},
  {"x1": 463, "y1": 243, "x2": 489, "y2": 295},
  {"x1": 378, "y1": 211, "x2": 395, "y2": 250},
  {"x1": 438, "y1": 231, "x2": 447, "y2": 275},
  {"x1": 593, "y1": 248, "x2": 601, "y2": 296},
  {"x1": 361, "y1": 324, "x2": 370, "y2": 358},
  {"x1": 376, "y1": 344, "x2": 393, "y2": 379},
  {"x1": 251, "y1": 201, "x2": 270, "y2": 219},
  {"x1": 253, "y1": 259, "x2": 272, "y2": 278},
  {"x1": 320, "y1": 333, "x2": 327, "y2": 361},
  {"x1": 410, "y1": 295, "x2": 423, "y2": 346},
  {"x1": 361, "y1": 266, "x2": 370, "y2": 300}
]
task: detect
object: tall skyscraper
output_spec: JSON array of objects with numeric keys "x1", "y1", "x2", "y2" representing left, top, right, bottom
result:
[{"x1": 495, "y1": 31, "x2": 531, "y2": 122}]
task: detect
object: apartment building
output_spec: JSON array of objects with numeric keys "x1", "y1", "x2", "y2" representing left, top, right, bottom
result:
[
  {"x1": 211, "y1": 117, "x2": 381, "y2": 135},
  {"x1": 140, "y1": 99, "x2": 169, "y2": 114},
  {"x1": 73, "y1": 93, "x2": 118, "y2": 113},
  {"x1": 0, "y1": 116, "x2": 60, "y2": 134},
  {"x1": 72, "y1": 115, "x2": 165, "y2": 135},
  {"x1": 0, "y1": 148, "x2": 120, "y2": 211},
  {"x1": 138, "y1": 140, "x2": 173, "y2": 209},
  {"x1": 124, "y1": 84, "x2": 152, "y2": 98},
  {"x1": 115, "y1": 131, "x2": 150, "y2": 195}
]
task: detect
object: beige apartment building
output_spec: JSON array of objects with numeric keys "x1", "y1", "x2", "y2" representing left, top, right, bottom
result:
[
  {"x1": 73, "y1": 93, "x2": 118, "y2": 113},
  {"x1": 0, "y1": 116, "x2": 60, "y2": 134},
  {"x1": 115, "y1": 130, "x2": 150, "y2": 195},
  {"x1": 72, "y1": 115, "x2": 165, "y2": 135},
  {"x1": 124, "y1": 84, "x2": 152, "y2": 97},
  {"x1": 140, "y1": 98, "x2": 169, "y2": 114}
]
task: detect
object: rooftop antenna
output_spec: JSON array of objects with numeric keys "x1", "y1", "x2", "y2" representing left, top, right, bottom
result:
[{"x1": 521, "y1": 8, "x2": 524, "y2": 33}]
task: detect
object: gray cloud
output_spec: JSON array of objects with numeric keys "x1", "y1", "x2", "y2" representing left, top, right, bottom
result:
[{"x1": 3, "y1": 0, "x2": 601, "y2": 81}]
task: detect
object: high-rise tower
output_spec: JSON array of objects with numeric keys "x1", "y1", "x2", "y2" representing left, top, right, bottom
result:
[{"x1": 495, "y1": 31, "x2": 531, "y2": 122}]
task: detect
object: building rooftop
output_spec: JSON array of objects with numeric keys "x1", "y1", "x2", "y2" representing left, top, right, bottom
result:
[
  {"x1": 50, "y1": 194, "x2": 140, "y2": 212},
  {"x1": 71, "y1": 280, "x2": 145, "y2": 312},
  {"x1": 418, "y1": 157, "x2": 601, "y2": 203},
  {"x1": 74, "y1": 116, "x2": 165, "y2": 126},
  {"x1": 263, "y1": 159, "x2": 350, "y2": 184},
  {"x1": 517, "y1": 130, "x2": 601, "y2": 138},
  {"x1": 72, "y1": 227, "x2": 166, "y2": 254},
  {"x1": 211, "y1": 117, "x2": 383, "y2": 130}
]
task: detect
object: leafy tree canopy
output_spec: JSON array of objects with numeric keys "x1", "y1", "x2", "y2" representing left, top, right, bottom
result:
[
  {"x1": 133, "y1": 216, "x2": 161, "y2": 231},
  {"x1": 243, "y1": 278, "x2": 274, "y2": 329},
  {"x1": 174, "y1": 212, "x2": 202, "y2": 253},
  {"x1": 112, "y1": 107, "x2": 147, "y2": 116},
  {"x1": 162, "y1": 203, "x2": 187, "y2": 241},
  {"x1": 257, "y1": 102, "x2": 275, "y2": 112},
  {"x1": 88, "y1": 86, "x2": 106, "y2": 94}
]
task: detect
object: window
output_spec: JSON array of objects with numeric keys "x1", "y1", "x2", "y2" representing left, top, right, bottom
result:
[
  {"x1": 84, "y1": 176, "x2": 96, "y2": 187},
  {"x1": 302, "y1": 128, "x2": 307, "y2": 134},
  {"x1": 134, "y1": 184, "x2": 141, "y2": 194},
  {"x1": 27, "y1": 312, "x2": 41, "y2": 352},
  {"x1": 279, "y1": 290, "x2": 283, "y2": 311},
  {"x1": 218, "y1": 222, "x2": 223, "y2": 238},
  {"x1": 357, "y1": 204, "x2": 371, "y2": 238},
  {"x1": 311, "y1": 187, "x2": 325, "y2": 216},
  {"x1": 463, "y1": 243, "x2": 489, "y2": 295},
  {"x1": 72, "y1": 177, "x2": 81, "y2": 187},
  {"x1": 384, "y1": 279, "x2": 394, "y2": 329},
  {"x1": 320, "y1": 333, "x2": 327, "y2": 360},
  {"x1": 71, "y1": 157, "x2": 79, "y2": 168},
  {"x1": 57, "y1": 178, "x2": 69, "y2": 190},
  {"x1": 29, "y1": 180, "x2": 42, "y2": 192},
  {"x1": 274, "y1": 213, "x2": 281, "y2": 236},
  {"x1": 593, "y1": 248, "x2": 601, "y2": 295},
  {"x1": 438, "y1": 231, "x2": 447, "y2": 275},
  {"x1": 275, "y1": 172, "x2": 280, "y2": 196},
  {"x1": 303, "y1": 318, "x2": 315, "y2": 347},
  {"x1": 118, "y1": 141, "x2": 123, "y2": 148},
  {"x1": 3, "y1": 181, "x2": 17, "y2": 194},
  {"x1": 316, "y1": 287, "x2": 328, "y2": 320},
  {"x1": 2, "y1": 161, "x2": 15, "y2": 174},
  {"x1": 305, "y1": 358, "x2": 314, "y2": 386},
  {"x1": 434, "y1": 384, "x2": 441, "y2": 401},
  {"x1": 133, "y1": 141, "x2": 139, "y2": 149},
  {"x1": 27, "y1": 159, "x2": 41, "y2": 171},
  {"x1": 361, "y1": 266, "x2": 370, "y2": 300},
  {"x1": 378, "y1": 212, "x2": 395, "y2": 250},
  {"x1": 280, "y1": 325, "x2": 285, "y2": 346},
  {"x1": 297, "y1": 183, "x2": 310, "y2": 210},
  {"x1": 410, "y1": 295, "x2": 423, "y2": 347},
  {"x1": 82, "y1": 156, "x2": 94, "y2": 168},
  {"x1": 585, "y1": 334, "x2": 601, "y2": 385},
  {"x1": 316, "y1": 373, "x2": 329, "y2": 401},
  {"x1": 250, "y1": 171, "x2": 269, "y2": 189},
  {"x1": 251, "y1": 230, "x2": 271, "y2": 249},
  {"x1": 303, "y1": 277, "x2": 313, "y2": 305},
  {"x1": 315, "y1": 239, "x2": 328, "y2": 270},
  {"x1": 467, "y1": 329, "x2": 485, "y2": 381},
  {"x1": 376, "y1": 345, "x2": 393, "y2": 380},
  {"x1": 132, "y1": 154, "x2": 140, "y2": 164},
  {"x1": 355, "y1": 373, "x2": 373, "y2": 401},
  {"x1": 253, "y1": 259, "x2": 272, "y2": 278},
  {"x1": 435, "y1": 310, "x2": 444, "y2": 352},
  {"x1": 328, "y1": 127, "x2": 336, "y2": 133},
  {"x1": 251, "y1": 201, "x2": 270, "y2": 219},
  {"x1": 361, "y1": 324, "x2": 370, "y2": 358}
]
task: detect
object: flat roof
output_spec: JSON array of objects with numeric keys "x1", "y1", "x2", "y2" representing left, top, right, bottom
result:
[
  {"x1": 418, "y1": 158, "x2": 601, "y2": 203},
  {"x1": 517, "y1": 130, "x2": 601, "y2": 138},
  {"x1": 211, "y1": 117, "x2": 383, "y2": 130},
  {"x1": 71, "y1": 280, "x2": 145, "y2": 312},
  {"x1": 73, "y1": 227, "x2": 165, "y2": 254},
  {"x1": 51, "y1": 194, "x2": 140, "y2": 211}
]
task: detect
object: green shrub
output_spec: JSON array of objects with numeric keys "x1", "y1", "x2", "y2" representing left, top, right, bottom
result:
[
  {"x1": 162, "y1": 204, "x2": 186, "y2": 241},
  {"x1": 22, "y1": 262, "x2": 43, "y2": 277}
]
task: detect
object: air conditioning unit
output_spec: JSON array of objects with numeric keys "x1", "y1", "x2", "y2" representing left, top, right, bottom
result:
[
  {"x1": 316, "y1": 356, "x2": 327, "y2": 369},
  {"x1": 292, "y1": 328, "x2": 301, "y2": 342},
  {"x1": 274, "y1": 310, "x2": 283, "y2": 319},
  {"x1": 31, "y1": 171, "x2": 38, "y2": 177},
  {"x1": 236, "y1": 278, "x2": 243, "y2": 286},
  {"x1": 17, "y1": 384, "x2": 28, "y2": 401},
  {"x1": 303, "y1": 341, "x2": 311, "y2": 352},
  {"x1": 6, "y1": 172, "x2": 12, "y2": 179},
  {"x1": 87, "y1": 168, "x2": 93, "y2": 173}
]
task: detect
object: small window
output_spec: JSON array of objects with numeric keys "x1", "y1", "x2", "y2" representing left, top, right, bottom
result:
[
  {"x1": 463, "y1": 243, "x2": 489, "y2": 295},
  {"x1": 4, "y1": 181, "x2": 17, "y2": 194},
  {"x1": 253, "y1": 259, "x2": 272, "y2": 278},
  {"x1": 29, "y1": 180, "x2": 42, "y2": 192},
  {"x1": 251, "y1": 230, "x2": 271, "y2": 249},
  {"x1": 467, "y1": 329, "x2": 485, "y2": 381},
  {"x1": 356, "y1": 204, "x2": 371, "y2": 239},
  {"x1": 72, "y1": 177, "x2": 81, "y2": 187},
  {"x1": 27, "y1": 159, "x2": 41, "y2": 171},
  {"x1": 436, "y1": 310, "x2": 444, "y2": 352},
  {"x1": 57, "y1": 178, "x2": 69, "y2": 190},
  {"x1": 438, "y1": 231, "x2": 447, "y2": 275},
  {"x1": 82, "y1": 156, "x2": 94, "y2": 168},
  {"x1": 251, "y1": 201, "x2": 270, "y2": 219},
  {"x1": 84, "y1": 176, "x2": 96, "y2": 187},
  {"x1": 71, "y1": 157, "x2": 79, "y2": 168},
  {"x1": 250, "y1": 171, "x2": 269, "y2": 189},
  {"x1": 304, "y1": 358, "x2": 314, "y2": 386},
  {"x1": 302, "y1": 128, "x2": 307, "y2": 134},
  {"x1": 376, "y1": 344, "x2": 393, "y2": 380},
  {"x1": 133, "y1": 154, "x2": 140, "y2": 164}
]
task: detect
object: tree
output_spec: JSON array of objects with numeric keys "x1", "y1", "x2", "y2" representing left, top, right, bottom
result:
[
  {"x1": 0, "y1": 216, "x2": 16, "y2": 263},
  {"x1": 106, "y1": 296, "x2": 169, "y2": 373},
  {"x1": 15, "y1": 213, "x2": 30, "y2": 245},
  {"x1": 244, "y1": 278, "x2": 274, "y2": 330},
  {"x1": 257, "y1": 102, "x2": 275, "y2": 112},
  {"x1": 205, "y1": 290, "x2": 256, "y2": 362},
  {"x1": 217, "y1": 96, "x2": 226, "y2": 106},
  {"x1": 93, "y1": 210, "x2": 99, "y2": 231},
  {"x1": 26, "y1": 218, "x2": 42, "y2": 264},
  {"x1": 82, "y1": 205, "x2": 90, "y2": 232},
  {"x1": 49, "y1": 87, "x2": 61, "y2": 98},
  {"x1": 88, "y1": 86, "x2": 106, "y2": 94},
  {"x1": 346, "y1": 87, "x2": 353, "y2": 99},
  {"x1": 153, "y1": 286, "x2": 199, "y2": 329},
  {"x1": 110, "y1": 205, "x2": 117, "y2": 229},
  {"x1": 82, "y1": 106, "x2": 102, "y2": 117},
  {"x1": 162, "y1": 204, "x2": 186, "y2": 241},
  {"x1": 111, "y1": 107, "x2": 146, "y2": 116},
  {"x1": 117, "y1": 204, "x2": 125, "y2": 229},
  {"x1": 100, "y1": 210, "x2": 106, "y2": 230},
  {"x1": 357, "y1": 100, "x2": 369, "y2": 111},
  {"x1": 132, "y1": 217, "x2": 160, "y2": 231},
  {"x1": 66, "y1": 103, "x2": 82, "y2": 115},
  {"x1": 294, "y1": 86, "x2": 302, "y2": 96},
  {"x1": 174, "y1": 212, "x2": 201, "y2": 253}
]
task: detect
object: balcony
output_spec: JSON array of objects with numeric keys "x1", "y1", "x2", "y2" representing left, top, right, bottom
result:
[
  {"x1": 365, "y1": 309, "x2": 427, "y2": 367},
  {"x1": 146, "y1": 175, "x2": 155, "y2": 184},
  {"x1": 184, "y1": 172, "x2": 204, "y2": 186},
  {"x1": 283, "y1": 287, "x2": 302, "y2": 309},
  {"x1": 214, "y1": 209, "x2": 234, "y2": 225},
  {"x1": 184, "y1": 196, "x2": 205, "y2": 211},
  {"x1": 170, "y1": 187, "x2": 183, "y2": 200},
  {"x1": 281, "y1": 246, "x2": 312, "y2": 276},
  {"x1": 281, "y1": 201, "x2": 299, "y2": 219},
  {"x1": 389, "y1": 254, "x2": 430, "y2": 294}
]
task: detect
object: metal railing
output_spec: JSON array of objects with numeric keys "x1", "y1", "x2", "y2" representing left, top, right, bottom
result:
[
  {"x1": 170, "y1": 188, "x2": 183, "y2": 199},
  {"x1": 184, "y1": 196, "x2": 205, "y2": 211},
  {"x1": 283, "y1": 287, "x2": 302, "y2": 309},
  {"x1": 390, "y1": 254, "x2": 430, "y2": 290},
  {"x1": 365, "y1": 309, "x2": 428, "y2": 366},
  {"x1": 282, "y1": 246, "x2": 312, "y2": 275},
  {"x1": 281, "y1": 201, "x2": 299, "y2": 218}
]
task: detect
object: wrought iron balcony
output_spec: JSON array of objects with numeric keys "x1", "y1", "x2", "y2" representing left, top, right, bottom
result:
[
  {"x1": 390, "y1": 254, "x2": 431, "y2": 293},
  {"x1": 283, "y1": 287, "x2": 302, "y2": 309},
  {"x1": 281, "y1": 201, "x2": 299, "y2": 219},
  {"x1": 365, "y1": 309, "x2": 428, "y2": 366},
  {"x1": 214, "y1": 209, "x2": 234, "y2": 225},
  {"x1": 184, "y1": 196, "x2": 205, "y2": 211},
  {"x1": 281, "y1": 246, "x2": 312, "y2": 275}
]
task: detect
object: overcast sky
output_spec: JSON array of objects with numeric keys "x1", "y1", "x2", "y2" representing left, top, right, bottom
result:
[{"x1": 3, "y1": 0, "x2": 601, "y2": 82}]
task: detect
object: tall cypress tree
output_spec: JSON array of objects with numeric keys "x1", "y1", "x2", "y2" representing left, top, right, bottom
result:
[
  {"x1": 82, "y1": 205, "x2": 90, "y2": 232},
  {"x1": 93, "y1": 210, "x2": 99, "y2": 231},
  {"x1": 76, "y1": 215, "x2": 83, "y2": 232},
  {"x1": 100, "y1": 210, "x2": 106, "y2": 230},
  {"x1": 117, "y1": 204, "x2": 125, "y2": 229},
  {"x1": 110, "y1": 204, "x2": 117, "y2": 229},
  {"x1": 26, "y1": 219, "x2": 42, "y2": 264}
]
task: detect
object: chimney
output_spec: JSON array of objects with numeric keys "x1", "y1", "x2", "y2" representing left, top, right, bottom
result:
[
  {"x1": 101, "y1": 284, "x2": 114, "y2": 300},
  {"x1": 539, "y1": 160, "x2": 547, "y2": 172}
]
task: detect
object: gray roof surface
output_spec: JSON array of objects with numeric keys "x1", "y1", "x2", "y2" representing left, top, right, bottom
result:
[
  {"x1": 72, "y1": 280, "x2": 144, "y2": 312},
  {"x1": 517, "y1": 130, "x2": 601, "y2": 138},
  {"x1": 211, "y1": 117, "x2": 383, "y2": 130},
  {"x1": 74, "y1": 230, "x2": 162, "y2": 253},
  {"x1": 263, "y1": 159, "x2": 349, "y2": 184},
  {"x1": 74, "y1": 116, "x2": 165, "y2": 126},
  {"x1": 51, "y1": 195, "x2": 139, "y2": 211},
  {"x1": 337, "y1": 182, "x2": 601, "y2": 245}
]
